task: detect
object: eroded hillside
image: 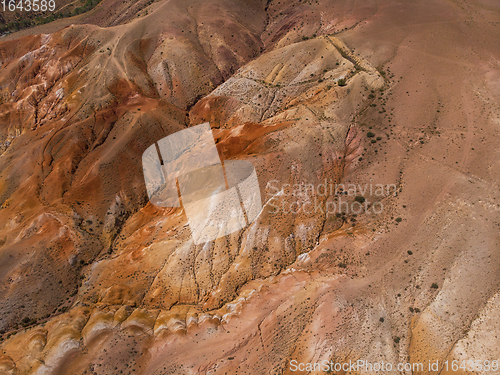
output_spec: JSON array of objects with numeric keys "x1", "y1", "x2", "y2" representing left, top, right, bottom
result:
[{"x1": 0, "y1": 0, "x2": 499, "y2": 374}]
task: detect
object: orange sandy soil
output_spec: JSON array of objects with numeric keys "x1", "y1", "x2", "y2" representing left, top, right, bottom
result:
[{"x1": 0, "y1": 0, "x2": 499, "y2": 374}]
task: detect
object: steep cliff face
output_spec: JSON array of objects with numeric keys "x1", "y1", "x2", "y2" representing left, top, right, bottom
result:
[{"x1": 1, "y1": 0, "x2": 500, "y2": 374}]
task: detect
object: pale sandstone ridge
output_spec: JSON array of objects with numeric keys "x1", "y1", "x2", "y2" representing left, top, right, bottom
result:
[{"x1": 1, "y1": 0, "x2": 500, "y2": 374}]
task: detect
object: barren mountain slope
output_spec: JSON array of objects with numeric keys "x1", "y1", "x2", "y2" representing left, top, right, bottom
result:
[{"x1": 0, "y1": 0, "x2": 499, "y2": 374}]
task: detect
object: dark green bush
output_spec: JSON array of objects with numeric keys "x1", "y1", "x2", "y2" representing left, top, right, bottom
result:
[{"x1": 354, "y1": 196, "x2": 365, "y2": 204}]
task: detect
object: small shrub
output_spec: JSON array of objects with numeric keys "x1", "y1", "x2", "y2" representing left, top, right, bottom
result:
[
  {"x1": 431, "y1": 283, "x2": 439, "y2": 289},
  {"x1": 395, "y1": 217, "x2": 402, "y2": 223},
  {"x1": 393, "y1": 337, "x2": 400, "y2": 344},
  {"x1": 367, "y1": 132, "x2": 375, "y2": 138},
  {"x1": 354, "y1": 196, "x2": 365, "y2": 204},
  {"x1": 338, "y1": 78, "x2": 347, "y2": 86}
]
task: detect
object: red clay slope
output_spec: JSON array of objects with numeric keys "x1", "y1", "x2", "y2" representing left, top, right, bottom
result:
[{"x1": 0, "y1": 0, "x2": 499, "y2": 374}]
